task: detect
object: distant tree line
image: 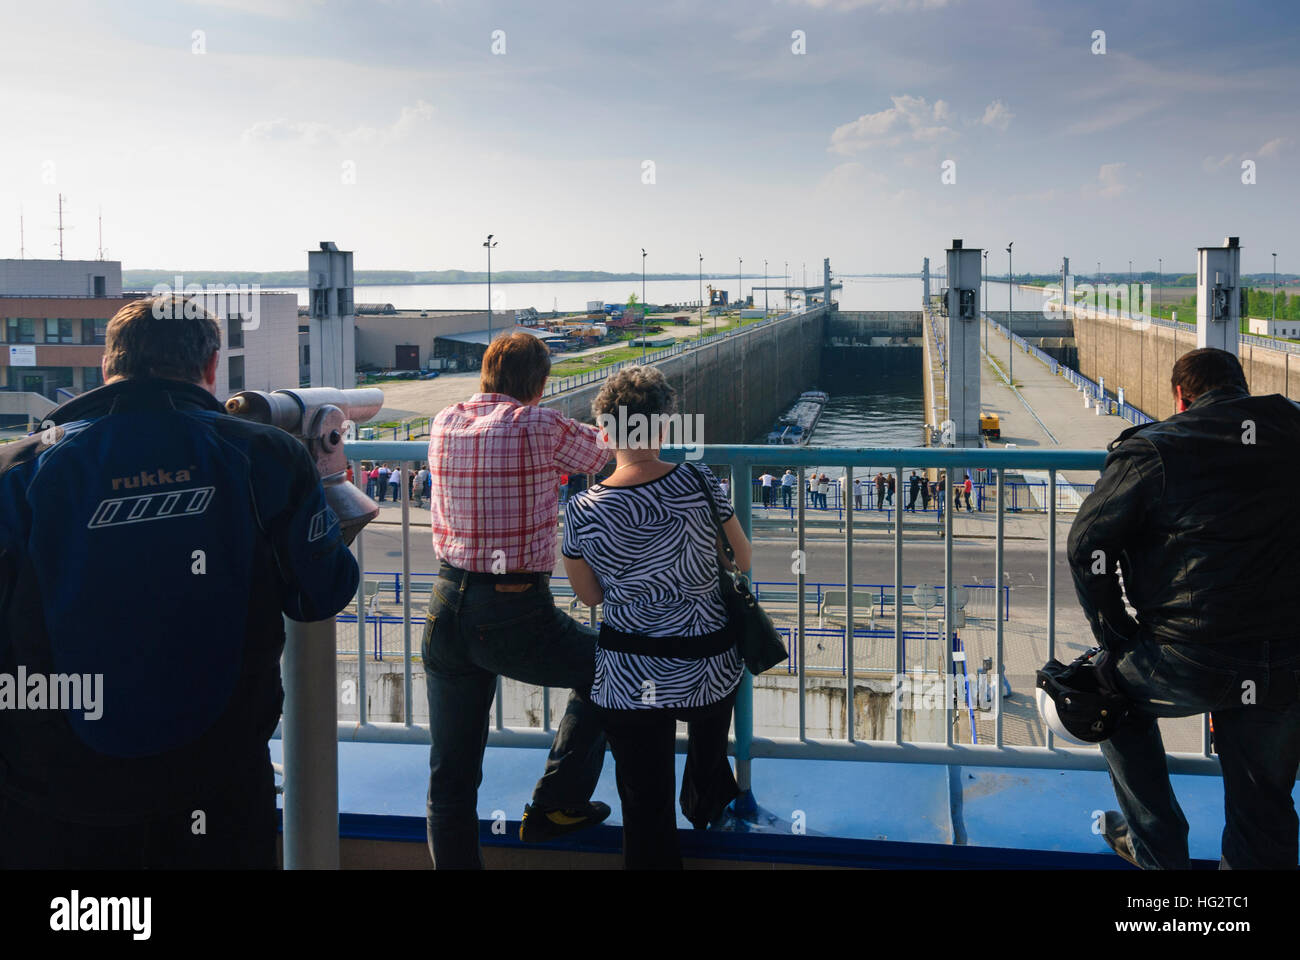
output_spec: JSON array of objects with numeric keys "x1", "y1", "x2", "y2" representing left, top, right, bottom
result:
[{"x1": 122, "y1": 269, "x2": 723, "y2": 287}]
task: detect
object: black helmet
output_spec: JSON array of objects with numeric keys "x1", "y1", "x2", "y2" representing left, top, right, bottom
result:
[{"x1": 1035, "y1": 647, "x2": 1131, "y2": 744}]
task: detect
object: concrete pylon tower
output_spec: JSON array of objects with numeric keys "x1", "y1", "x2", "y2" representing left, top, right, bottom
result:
[
  {"x1": 307, "y1": 241, "x2": 356, "y2": 387},
  {"x1": 1196, "y1": 237, "x2": 1241, "y2": 356},
  {"x1": 923, "y1": 257, "x2": 931, "y2": 306},
  {"x1": 823, "y1": 258, "x2": 833, "y2": 310},
  {"x1": 945, "y1": 239, "x2": 983, "y2": 447}
]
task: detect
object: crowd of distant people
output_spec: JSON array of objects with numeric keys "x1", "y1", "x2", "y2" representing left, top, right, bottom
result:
[
  {"x1": 735, "y1": 467, "x2": 977, "y2": 513},
  {"x1": 358, "y1": 461, "x2": 433, "y2": 507}
]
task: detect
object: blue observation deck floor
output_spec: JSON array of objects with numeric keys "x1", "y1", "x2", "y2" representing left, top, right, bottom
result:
[{"x1": 269, "y1": 741, "x2": 1292, "y2": 868}]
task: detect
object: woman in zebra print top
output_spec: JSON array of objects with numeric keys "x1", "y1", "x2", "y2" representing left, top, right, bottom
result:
[{"x1": 562, "y1": 366, "x2": 752, "y2": 868}]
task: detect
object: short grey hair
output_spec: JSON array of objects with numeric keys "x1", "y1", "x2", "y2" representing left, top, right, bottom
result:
[{"x1": 591, "y1": 366, "x2": 677, "y2": 445}]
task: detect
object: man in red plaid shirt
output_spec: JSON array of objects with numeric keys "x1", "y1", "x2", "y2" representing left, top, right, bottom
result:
[{"x1": 423, "y1": 332, "x2": 612, "y2": 868}]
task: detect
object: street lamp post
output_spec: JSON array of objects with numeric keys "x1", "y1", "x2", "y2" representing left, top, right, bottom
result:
[
  {"x1": 1158, "y1": 258, "x2": 1162, "y2": 320},
  {"x1": 699, "y1": 253, "x2": 704, "y2": 336},
  {"x1": 483, "y1": 234, "x2": 497, "y2": 356},
  {"x1": 1128, "y1": 259, "x2": 1133, "y2": 318},
  {"x1": 641, "y1": 248, "x2": 647, "y2": 360},
  {"x1": 1006, "y1": 243, "x2": 1014, "y2": 383},
  {"x1": 784, "y1": 260, "x2": 789, "y2": 312},
  {"x1": 1274, "y1": 252, "x2": 1278, "y2": 323},
  {"x1": 764, "y1": 259, "x2": 768, "y2": 317},
  {"x1": 738, "y1": 257, "x2": 743, "y2": 317}
]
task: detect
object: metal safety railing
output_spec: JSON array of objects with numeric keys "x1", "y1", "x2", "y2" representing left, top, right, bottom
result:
[{"x1": 277, "y1": 441, "x2": 1226, "y2": 863}]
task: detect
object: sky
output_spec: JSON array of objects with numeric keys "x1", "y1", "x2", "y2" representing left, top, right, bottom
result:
[{"x1": 1, "y1": 0, "x2": 1297, "y2": 277}]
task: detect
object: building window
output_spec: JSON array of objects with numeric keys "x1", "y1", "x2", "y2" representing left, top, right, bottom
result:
[
  {"x1": 45, "y1": 319, "x2": 75, "y2": 344},
  {"x1": 5, "y1": 318, "x2": 37, "y2": 343},
  {"x1": 228, "y1": 355, "x2": 245, "y2": 393},
  {"x1": 18, "y1": 367, "x2": 75, "y2": 401},
  {"x1": 228, "y1": 318, "x2": 243, "y2": 350},
  {"x1": 83, "y1": 366, "x2": 103, "y2": 390},
  {"x1": 81, "y1": 319, "x2": 108, "y2": 344},
  {"x1": 302, "y1": 344, "x2": 310, "y2": 365},
  {"x1": 93, "y1": 276, "x2": 106, "y2": 298}
]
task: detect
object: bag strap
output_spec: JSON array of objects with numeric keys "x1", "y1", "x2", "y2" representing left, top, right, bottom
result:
[{"x1": 687, "y1": 462, "x2": 738, "y2": 573}]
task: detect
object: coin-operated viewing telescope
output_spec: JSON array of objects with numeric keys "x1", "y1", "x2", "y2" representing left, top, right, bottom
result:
[{"x1": 225, "y1": 386, "x2": 383, "y2": 544}]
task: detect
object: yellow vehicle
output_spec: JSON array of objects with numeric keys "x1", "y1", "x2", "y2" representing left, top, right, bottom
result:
[{"x1": 980, "y1": 412, "x2": 1001, "y2": 439}]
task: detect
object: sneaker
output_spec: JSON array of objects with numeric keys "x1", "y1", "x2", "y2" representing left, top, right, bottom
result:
[
  {"x1": 1099, "y1": 810, "x2": 1141, "y2": 868},
  {"x1": 519, "y1": 801, "x2": 611, "y2": 843}
]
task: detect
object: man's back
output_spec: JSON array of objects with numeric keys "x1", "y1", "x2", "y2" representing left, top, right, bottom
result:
[
  {"x1": 1083, "y1": 388, "x2": 1300, "y2": 646},
  {"x1": 0, "y1": 378, "x2": 359, "y2": 822}
]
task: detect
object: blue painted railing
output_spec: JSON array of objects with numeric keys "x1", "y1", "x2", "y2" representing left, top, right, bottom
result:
[{"x1": 280, "y1": 442, "x2": 1224, "y2": 860}]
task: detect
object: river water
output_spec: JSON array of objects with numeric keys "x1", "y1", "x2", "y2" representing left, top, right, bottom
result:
[{"x1": 268, "y1": 274, "x2": 1049, "y2": 313}]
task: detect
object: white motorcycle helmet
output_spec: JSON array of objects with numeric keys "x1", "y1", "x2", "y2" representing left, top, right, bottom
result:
[{"x1": 1035, "y1": 647, "x2": 1130, "y2": 744}]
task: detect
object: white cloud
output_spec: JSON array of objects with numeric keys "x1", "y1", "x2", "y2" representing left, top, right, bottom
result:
[
  {"x1": 1258, "y1": 137, "x2": 1290, "y2": 157},
  {"x1": 979, "y1": 99, "x2": 1014, "y2": 131},
  {"x1": 182, "y1": 0, "x2": 328, "y2": 18},
  {"x1": 1201, "y1": 138, "x2": 1291, "y2": 173},
  {"x1": 793, "y1": 0, "x2": 955, "y2": 10},
  {"x1": 829, "y1": 95, "x2": 956, "y2": 154},
  {"x1": 1097, "y1": 162, "x2": 1127, "y2": 198},
  {"x1": 240, "y1": 100, "x2": 433, "y2": 148}
]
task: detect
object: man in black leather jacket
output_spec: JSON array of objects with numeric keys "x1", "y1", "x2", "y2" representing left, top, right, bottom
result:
[{"x1": 1068, "y1": 347, "x2": 1300, "y2": 869}]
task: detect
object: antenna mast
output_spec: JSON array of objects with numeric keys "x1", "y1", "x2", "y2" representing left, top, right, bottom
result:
[
  {"x1": 97, "y1": 207, "x2": 104, "y2": 260},
  {"x1": 57, "y1": 193, "x2": 66, "y2": 260},
  {"x1": 19, "y1": 206, "x2": 24, "y2": 259}
]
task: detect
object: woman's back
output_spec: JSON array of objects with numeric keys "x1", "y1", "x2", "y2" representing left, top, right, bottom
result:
[{"x1": 562, "y1": 462, "x2": 741, "y2": 709}]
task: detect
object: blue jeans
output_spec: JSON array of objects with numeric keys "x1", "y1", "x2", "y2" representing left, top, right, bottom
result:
[
  {"x1": 1100, "y1": 634, "x2": 1300, "y2": 869},
  {"x1": 422, "y1": 571, "x2": 606, "y2": 868},
  {"x1": 781, "y1": 486, "x2": 792, "y2": 509}
]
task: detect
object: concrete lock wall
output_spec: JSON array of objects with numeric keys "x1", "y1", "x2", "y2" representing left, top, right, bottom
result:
[
  {"x1": 338, "y1": 659, "x2": 947, "y2": 742},
  {"x1": 1072, "y1": 311, "x2": 1300, "y2": 420},
  {"x1": 542, "y1": 307, "x2": 826, "y2": 443}
]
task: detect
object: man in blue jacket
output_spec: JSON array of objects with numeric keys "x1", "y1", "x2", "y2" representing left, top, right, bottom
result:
[{"x1": 0, "y1": 295, "x2": 359, "y2": 869}]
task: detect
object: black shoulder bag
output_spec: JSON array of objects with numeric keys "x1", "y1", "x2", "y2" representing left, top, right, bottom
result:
[{"x1": 688, "y1": 463, "x2": 789, "y2": 675}]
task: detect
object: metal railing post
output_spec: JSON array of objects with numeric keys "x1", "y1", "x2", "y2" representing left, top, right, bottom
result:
[
  {"x1": 281, "y1": 616, "x2": 339, "y2": 869},
  {"x1": 944, "y1": 466, "x2": 954, "y2": 746},
  {"x1": 894, "y1": 466, "x2": 904, "y2": 743},
  {"x1": 1046, "y1": 470, "x2": 1056, "y2": 750},
  {"x1": 400, "y1": 460, "x2": 413, "y2": 723},
  {"x1": 797, "y1": 467, "x2": 807, "y2": 741},
  {"x1": 995, "y1": 468, "x2": 1005, "y2": 747},
  {"x1": 731, "y1": 463, "x2": 757, "y2": 819},
  {"x1": 845, "y1": 466, "x2": 855, "y2": 742},
  {"x1": 351, "y1": 460, "x2": 366, "y2": 723}
]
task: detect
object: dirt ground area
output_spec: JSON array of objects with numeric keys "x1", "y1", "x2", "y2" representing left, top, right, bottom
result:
[
  {"x1": 372, "y1": 371, "x2": 484, "y2": 419},
  {"x1": 372, "y1": 311, "x2": 748, "y2": 419}
]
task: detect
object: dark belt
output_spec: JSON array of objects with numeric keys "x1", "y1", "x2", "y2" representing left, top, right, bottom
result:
[
  {"x1": 437, "y1": 561, "x2": 550, "y2": 586},
  {"x1": 598, "y1": 622, "x2": 735, "y2": 659}
]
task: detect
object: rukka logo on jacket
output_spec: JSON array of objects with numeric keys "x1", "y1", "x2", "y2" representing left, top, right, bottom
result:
[
  {"x1": 307, "y1": 506, "x2": 339, "y2": 542},
  {"x1": 110, "y1": 466, "x2": 195, "y2": 490},
  {"x1": 88, "y1": 486, "x2": 215, "y2": 529}
]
